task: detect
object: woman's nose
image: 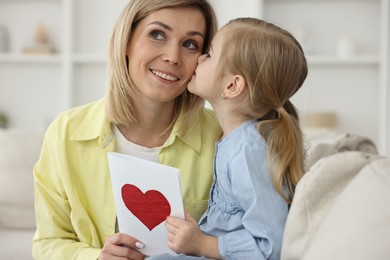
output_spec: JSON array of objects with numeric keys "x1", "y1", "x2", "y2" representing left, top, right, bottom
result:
[{"x1": 163, "y1": 45, "x2": 181, "y2": 65}]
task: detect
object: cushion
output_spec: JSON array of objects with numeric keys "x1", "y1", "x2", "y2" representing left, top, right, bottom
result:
[
  {"x1": 302, "y1": 157, "x2": 390, "y2": 260},
  {"x1": 0, "y1": 128, "x2": 43, "y2": 229},
  {"x1": 305, "y1": 131, "x2": 378, "y2": 169},
  {"x1": 281, "y1": 151, "x2": 381, "y2": 260}
]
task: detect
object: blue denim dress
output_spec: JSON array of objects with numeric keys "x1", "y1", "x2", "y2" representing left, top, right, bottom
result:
[{"x1": 149, "y1": 120, "x2": 289, "y2": 260}]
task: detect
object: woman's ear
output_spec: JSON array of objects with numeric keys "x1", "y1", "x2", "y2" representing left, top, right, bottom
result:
[{"x1": 224, "y1": 75, "x2": 246, "y2": 98}]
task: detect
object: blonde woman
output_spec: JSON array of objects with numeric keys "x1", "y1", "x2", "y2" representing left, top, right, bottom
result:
[
  {"x1": 32, "y1": 1, "x2": 221, "y2": 259},
  {"x1": 150, "y1": 17, "x2": 308, "y2": 260}
]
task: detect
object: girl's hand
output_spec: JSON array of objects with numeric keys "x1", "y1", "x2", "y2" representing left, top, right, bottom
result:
[
  {"x1": 165, "y1": 212, "x2": 207, "y2": 255},
  {"x1": 99, "y1": 233, "x2": 145, "y2": 260}
]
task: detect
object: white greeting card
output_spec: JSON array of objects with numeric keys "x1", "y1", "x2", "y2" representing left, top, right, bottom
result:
[{"x1": 107, "y1": 152, "x2": 184, "y2": 256}]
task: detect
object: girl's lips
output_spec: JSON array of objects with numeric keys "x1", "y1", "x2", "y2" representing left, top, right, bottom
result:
[{"x1": 150, "y1": 69, "x2": 179, "y2": 82}]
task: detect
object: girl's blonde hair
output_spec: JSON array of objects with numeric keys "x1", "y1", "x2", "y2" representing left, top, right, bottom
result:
[
  {"x1": 105, "y1": 0, "x2": 217, "y2": 134},
  {"x1": 219, "y1": 18, "x2": 308, "y2": 203}
]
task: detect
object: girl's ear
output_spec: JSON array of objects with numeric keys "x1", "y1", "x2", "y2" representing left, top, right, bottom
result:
[{"x1": 224, "y1": 75, "x2": 246, "y2": 98}]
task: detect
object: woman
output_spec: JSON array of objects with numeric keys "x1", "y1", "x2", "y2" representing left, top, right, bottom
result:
[{"x1": 32, "y1": 1, "x2": 220, "y2": 259}]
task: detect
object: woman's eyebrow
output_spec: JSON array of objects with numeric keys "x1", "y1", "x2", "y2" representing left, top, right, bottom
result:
[{"x1": 148, "y1": 21, "x2": 204, "y2": 39}]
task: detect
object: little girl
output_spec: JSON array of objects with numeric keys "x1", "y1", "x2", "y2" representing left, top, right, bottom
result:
[{"x1": 149, "y1": 17, "x2": 308, "y2": 260}]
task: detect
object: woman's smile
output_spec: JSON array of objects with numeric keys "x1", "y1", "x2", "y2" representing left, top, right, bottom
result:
[{"x1": 150, "y1": 69, "x2": 180, "y2": 82}]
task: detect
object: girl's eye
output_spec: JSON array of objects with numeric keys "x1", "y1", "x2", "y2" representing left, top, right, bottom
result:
[
  {"x1": 183, "y1": 40, "x2": 199, "y2": 51},
  {"x1": 150, "y1": 31, "x2": 165, "y2": 41}
]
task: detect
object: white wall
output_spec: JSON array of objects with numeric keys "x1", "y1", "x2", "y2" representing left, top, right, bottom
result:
[{"x1": 210, "y1": 0, "x2": 263, "y2": 27}]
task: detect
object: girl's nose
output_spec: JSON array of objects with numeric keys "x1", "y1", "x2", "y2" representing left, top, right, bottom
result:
[{"x1": 198, "y1": 53, "x2": 207, "y2": 63}]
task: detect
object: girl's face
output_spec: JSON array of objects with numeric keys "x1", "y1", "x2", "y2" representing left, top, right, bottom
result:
[
  {"x1": 126, "y1": 7, "x2": 206, "y2": 104},
  {"x1": 187, "y1": 27, "x2": 230, "y2": 103}
]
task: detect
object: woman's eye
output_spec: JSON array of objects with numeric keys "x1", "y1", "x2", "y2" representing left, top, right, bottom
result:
[
  {"x1": 150, "y1": 31, "x2": 165, "y2": 41},
  {"x1": 183, "y1": 40, "x2": 199, "y2": 51}
]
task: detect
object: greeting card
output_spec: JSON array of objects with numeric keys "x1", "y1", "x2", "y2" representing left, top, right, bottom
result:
[{"x1": 107, "y1": 152, "x2": 184, "y2": 256}]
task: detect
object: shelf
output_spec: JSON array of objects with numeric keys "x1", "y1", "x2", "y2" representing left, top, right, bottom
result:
[
  {"x1": 0, "y1": 53, "x2": 108, "y2": 64},
  {"x1": 0, "y1": 0, "x2": 60, "y2": 1},
  {"x1": 266, "y1": 0, "x2": 375, "y2": 2},
  {"x1": 0, "y1": 53, "x2": 61, "y2": 64},
  {"x1": 0, "y1": 53, "x2": 378, "y2": 66},
  {"x1": 72, "y1": 54, "x2": 106, "y2": 64},
  {"x1": 307, "y1": 55, "x2": 380, "y2": 65}
]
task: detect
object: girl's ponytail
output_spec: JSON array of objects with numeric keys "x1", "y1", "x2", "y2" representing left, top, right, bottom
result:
[{"x1": 258, "y1": 101, "x2": 304, "y2": 204}]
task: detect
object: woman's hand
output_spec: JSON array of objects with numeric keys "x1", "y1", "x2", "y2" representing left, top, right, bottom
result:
[{"x1": 99, "y1": 233, "x2": 145, "y2": 260}]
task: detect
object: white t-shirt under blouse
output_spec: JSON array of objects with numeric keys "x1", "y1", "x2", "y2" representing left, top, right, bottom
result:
[{"x1": 112, "y1": 125, "x2": 161, "y2": 163}]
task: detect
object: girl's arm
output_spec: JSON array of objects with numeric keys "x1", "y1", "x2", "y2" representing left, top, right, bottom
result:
[{"x1": 165, "y1": 212, "x2": 222, "y2": 259}]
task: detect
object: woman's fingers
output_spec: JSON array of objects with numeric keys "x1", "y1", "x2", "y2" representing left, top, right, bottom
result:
[{"x1": 100, "y1": 233, "x2": 145, "y2": 260}]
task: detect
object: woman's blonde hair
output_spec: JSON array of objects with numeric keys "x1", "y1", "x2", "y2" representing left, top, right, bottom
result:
[
  {"x1": 219, "y1": 18, "x2": 308, "y2": 203},
  {"x1": 105, "y1": 0, "x2": 217, "y2": 134}
]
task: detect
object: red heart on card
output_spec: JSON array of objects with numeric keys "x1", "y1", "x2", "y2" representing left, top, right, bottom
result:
[{"x1": 121, "y1": 184, "x2": 171, "y2": 231}]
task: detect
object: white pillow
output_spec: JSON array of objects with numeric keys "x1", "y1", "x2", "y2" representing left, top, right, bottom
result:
[
  {"x1": 0, "y1": 128, "x2": 43, "y2": 229},
  {"x1": 281, "y1": 151, "x2": 380, "y2": 260},
  {"x1": 303, "y1": 157, "x2": 390, "y2": 260}
]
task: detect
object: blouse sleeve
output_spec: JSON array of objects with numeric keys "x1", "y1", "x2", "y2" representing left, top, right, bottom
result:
[{"x1": 32, "y1": 121, "x2": 101, "y2": 260}]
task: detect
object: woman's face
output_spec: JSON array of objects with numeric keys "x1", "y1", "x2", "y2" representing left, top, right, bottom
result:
[
  {"x1": 188, "y1": 26, "x2": 229, "y2": 103},
  {"x1": 126, "y1": 7, "x2": 206, "y2": 104}
]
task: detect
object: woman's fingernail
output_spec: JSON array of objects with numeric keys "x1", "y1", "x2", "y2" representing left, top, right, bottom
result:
[{"x1": 135, "y1": 241, "x2": 144, "y2": 249}]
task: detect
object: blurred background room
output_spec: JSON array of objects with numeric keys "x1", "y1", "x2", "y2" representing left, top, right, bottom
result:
[
  {"x1": 1, "y1": 0, "x2": 389, "y2": 154},
  {"x1": 0, "y1": 0, "x2": 389, "y2": 259}
]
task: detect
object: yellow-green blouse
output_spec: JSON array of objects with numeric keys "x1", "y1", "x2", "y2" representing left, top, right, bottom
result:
[{"x1": 32, "y1": 99, "x2": 221, "y2": 260}]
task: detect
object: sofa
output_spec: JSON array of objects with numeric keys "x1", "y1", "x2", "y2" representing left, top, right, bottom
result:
[
  {"x1": 281, "y1": 130, "x2": 390, "y2": 260},
  {"x1": 0, "y1": 128, "x2": 43, "y2": 260},
  {"x1": 0, "y1": 127, "x2": 388, "y2": 260}
]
